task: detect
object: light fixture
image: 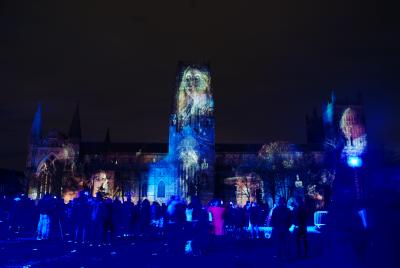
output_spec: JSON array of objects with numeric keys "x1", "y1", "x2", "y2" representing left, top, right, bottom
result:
[{"x1": 347, "y1": 156, "x2": 363, "y2": 168}]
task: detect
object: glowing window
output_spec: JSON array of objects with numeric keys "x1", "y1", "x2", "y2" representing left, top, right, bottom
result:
[{"x1": 157, "y1": 181, "x2": 165, "y2": 198}]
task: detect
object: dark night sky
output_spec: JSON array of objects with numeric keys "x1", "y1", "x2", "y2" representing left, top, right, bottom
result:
[{"x1": 1, "y1": 0, "x2": 400, "y2": 171}]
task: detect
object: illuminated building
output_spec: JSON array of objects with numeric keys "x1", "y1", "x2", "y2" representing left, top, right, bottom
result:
[{"x1": 25, "y1": 65, "x2": 367, "y2": 206}]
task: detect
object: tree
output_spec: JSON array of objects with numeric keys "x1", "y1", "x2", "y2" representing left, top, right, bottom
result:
[
  {"x1": 258, "y1": 141, "x2": 300, "y2": 202},
  {"x1": 188, "y1": 170, "x2": 207, "y2": 197},
  {"x1": 224, "y1": 172, "x2": 262, "y2": 206}
]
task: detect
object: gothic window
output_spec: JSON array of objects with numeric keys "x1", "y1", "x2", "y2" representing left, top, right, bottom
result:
[{"x1": 157, "y1": 181, "x2": 165, "y2": 198}]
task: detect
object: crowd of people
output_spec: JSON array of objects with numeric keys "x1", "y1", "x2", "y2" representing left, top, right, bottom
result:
[{"x1": 0, "y1": 192, "x2": 310, "y2": 257}]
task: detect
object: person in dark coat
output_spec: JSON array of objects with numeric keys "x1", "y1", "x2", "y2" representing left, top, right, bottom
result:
[
  {"x1": 249, "y1": 202, "x2": 260, "y2": 239},
  {"x1": 103, "y1": 198, "x2": 114, "y2": 245},
  {"x1": 293, "y1": 196, "x2": 308, "y2": 258},
  {"x1": 258, "y1": 202, "x2": 268, "y2": 228},
  {"x1": 271, "y1": 197, "x2": 292, "y2": 259},
  {"x1": 224, "y1": 202, "x2": 234, "y2": 236},
  {"x1": 139, "y1": 199, "x2": 151, "y2": 236},
  {"x1": 90, "y1": 192, "x2": 104, "y2": 246},
  {"x1": 72, "y1": 191, "x2": 91, "y2": 243},
  {"x1": 151, "y1": 201, "x2": 162, "y2": 230},
  {"x1": 112, "y1": 197, "x2": 122, "y2": 237},
  {"x1": 166, "y1": 196, "x2": 186, "y2": 255},
  {"x1": 188, "y1": 196, "x2": 209, "y2": 255},
  {"x1": 122, "y1": 195, "x2": 135, "y2": 237},
  {"x1": 50, "y1": 196, "x2": 65, "y2": 240},
  {"x1": 63, "y1": 200, "x2": 74, "y2": 240},
  {"x1": 237, "y1": 205, "x2": 247, "y2": 239},
  {"x1": 10, "y1": 194, "x2": 31, "y2": 239}
]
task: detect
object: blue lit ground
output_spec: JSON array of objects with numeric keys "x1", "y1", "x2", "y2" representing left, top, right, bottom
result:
[
  {"x1": 0, "y1": 224, "x2": 398, "y2": 268},
  {"x1": 1, "y1": 187, "x2": 398, "y2": 268},
  {"x1": 1, "y1": 230, "x2": 326, "y2": 268}
]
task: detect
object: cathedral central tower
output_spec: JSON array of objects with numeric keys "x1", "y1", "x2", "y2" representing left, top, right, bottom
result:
[
  {"x1": 170, "y1": 63, "x2": 215, "y2": 200},
  {"x1": 148, "y1": 62, "x2": 215, "y2": 203}
]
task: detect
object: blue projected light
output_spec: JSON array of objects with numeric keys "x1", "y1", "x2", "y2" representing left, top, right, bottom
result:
[
  {"x1": 148, "y1": 64, "x2": 215, "y2": 200},
  {"x1": 358, "y1": 208, "x2": 368, "y2": 229},
  {"x1": 347, "y1": 156, "x2": 363, "y2": 168}
]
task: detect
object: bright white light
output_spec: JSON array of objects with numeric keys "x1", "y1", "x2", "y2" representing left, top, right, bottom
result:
[{"x1": 347, "y1": 156, "x2": 363, "y2": 168}]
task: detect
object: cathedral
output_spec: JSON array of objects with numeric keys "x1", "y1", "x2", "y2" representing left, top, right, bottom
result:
[{"x1": 26, "y1": 62, "x2": 367, "y2": 206}]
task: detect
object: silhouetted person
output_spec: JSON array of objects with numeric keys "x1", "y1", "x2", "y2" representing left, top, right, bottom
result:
[
  {"x1": 244, "y1": 201, "x2": 251, "y2": 233},
  {"x1": 72, "y1": 191, "x2": 91, "y2": 243},
  {"x1": 63, "y1": 200, "x2": 74, "y2": 240},
  {"x1": 271, "y1": 197, "x2": 291, "y2": 260},
  {"x1": 258, "y1": 202, "x2": 268, "y2": 228},
  {"x1": 160, "y1": 202, "x2": 167, "y2": 233},
  {"x1": 231, "y1": 204, "x2": 245, "y2": 239},
  {"x1": 9, "y1": 194, "x2": 31, "y2": 238},
  {"x1": 112, "y1": 197, "x2": 122, "y2": 237},
  {"x1": 36, "y1": 194, "x2": 52, "y2": 240},
  {"x1": 122, "y1": 195, "x2": 135, "y2": 237},
  {"x1": 132, "y1": 202, "x2": 140, "y2": 236},
  {"x1": 90, "y1": 192, "x2": 104, "y2": 246},
  {"x1": 151, "y1": 201, "x2": 162, "y2": 230},
  {"x1": 103, "y1": 198, "x2": 114, "y2": 245},
  {"x1": 190, "y1": 197, "x2": 209, "y2": 256},
  {"x1": 0, "y1": 196, "x2": 11, "y2": 239},
  {"x1": 224, "y1": 202, "x2": 234, "y2": 236},
  {"x1": 50, "y1": 196, "x2": 65, "y2": 240},
  {"x1": 139, "y1": 199, "x2": 151, "y2": 235},
  {"x1": 249, "y1": 202, "x2": 260, "y2": 239},
  {"x1": 293, "y1": 196, "x2": 308, "y2": 258},
  {"x1": 238, "y1": 205, "x2": 247, "y2": 238},
  {"x1": 166, "y1": 196, "x2": 186, "y2": 255}
]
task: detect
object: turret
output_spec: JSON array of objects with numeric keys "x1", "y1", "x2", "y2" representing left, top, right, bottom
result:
[
  {"x1": 306, "y1": 107, "x2": 324, "y2": 144},
  {"x1": 30, "y1": 103, "x2": 42, "y2": 145},
  {"x1": 68, "y1": 104, "x2": 81, "y2": 143},
  {"x1": 104, "y1": 128, "x2": 111, "y2": 143}
]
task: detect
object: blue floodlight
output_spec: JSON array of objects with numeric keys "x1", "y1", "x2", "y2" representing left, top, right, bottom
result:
[{"x1": 347, "y1": 156, "x2": 363, "y2": 168}]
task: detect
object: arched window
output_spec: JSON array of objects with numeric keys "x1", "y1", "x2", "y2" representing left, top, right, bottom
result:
[{"x1": 157, "y1": 181, "x2": 165, "y2": 198}]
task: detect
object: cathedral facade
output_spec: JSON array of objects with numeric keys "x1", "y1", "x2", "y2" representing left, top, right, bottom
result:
[{"x1": 26, "y1": 63, "x2": 367, "y2": 206}]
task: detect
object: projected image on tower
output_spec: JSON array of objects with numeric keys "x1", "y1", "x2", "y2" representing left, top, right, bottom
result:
[
  {"x1": 177, "y1": 67, "x2": 213, "y2": 127},
  {"x1": 339, "y1": 107, "x2": 367, "y2": 158}
]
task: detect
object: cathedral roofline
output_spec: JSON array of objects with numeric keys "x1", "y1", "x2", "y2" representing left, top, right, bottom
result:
[
  {"x1": 79, "y1": 142, "x2": 324, "y2": 155},
  {"x1": 80, "y1": 142, "x2": 168, "y2": 154}
]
